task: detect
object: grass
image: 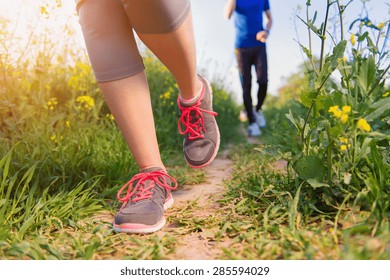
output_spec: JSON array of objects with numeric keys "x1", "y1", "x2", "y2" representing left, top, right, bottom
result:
[{"x1": 211, "y1": 131, "x2": 389, "y2": 260}]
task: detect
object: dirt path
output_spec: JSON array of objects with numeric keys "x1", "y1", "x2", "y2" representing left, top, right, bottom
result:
[
  {"x1": 91, "y1": 151, "x2": 235, "y2": 259},
  {"x1": 162, "y1": 153, "x2": 234, "y2": 259}
]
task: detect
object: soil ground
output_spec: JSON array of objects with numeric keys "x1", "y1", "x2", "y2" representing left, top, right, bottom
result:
[{"x1": 164, "y1": 155, "x2": 234, "y2": 259}]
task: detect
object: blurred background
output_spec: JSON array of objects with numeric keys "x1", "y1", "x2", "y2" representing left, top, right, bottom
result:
[{"x1": 0, "y1": 0, "x2": 389, "y2": 101}]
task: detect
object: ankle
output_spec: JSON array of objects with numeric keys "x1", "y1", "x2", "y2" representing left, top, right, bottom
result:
[
  {"x1": 139, "y1": 164, "x2": 166, "y2": 173},
  {"x1": 179, "y1": 78, "x2": 203, "y2": 102}
]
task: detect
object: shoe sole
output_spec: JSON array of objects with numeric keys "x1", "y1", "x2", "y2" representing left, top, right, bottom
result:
[
  {"x1": 248, "y1": 133, "x2": 261, "y2": 137},
  {"x1": 248, "y1": 130, "x2": 261, "y2": 137},
  {"x1": 186, "y1": 78, "x2": 220, "y2": 169},
  {"x1": 113, "y1": 195, "x2": 174, "y2": 234}
]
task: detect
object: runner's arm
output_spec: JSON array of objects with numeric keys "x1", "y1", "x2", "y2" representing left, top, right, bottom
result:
[
  {"x1": 256, "y1": 9, "x2": 272, "y2": 42},
  {"x1": 223, "y1": 0, "x2": 236, "y2": 20},
  {"x1": 264, "y1": 10, "x2": 273, "y2": 32}
]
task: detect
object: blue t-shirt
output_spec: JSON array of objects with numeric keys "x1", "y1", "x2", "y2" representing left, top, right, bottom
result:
[{"x1": 234, "y1": 0, "x2": 270, "y2": 48}]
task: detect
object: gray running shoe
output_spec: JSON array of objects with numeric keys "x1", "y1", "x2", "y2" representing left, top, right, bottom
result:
[
  {"x1": 178, "y1": 76, "x2": 220, "y2": 168},
  {"x1": 113, "y1": 167, "x2": 177, "y2": 234}
]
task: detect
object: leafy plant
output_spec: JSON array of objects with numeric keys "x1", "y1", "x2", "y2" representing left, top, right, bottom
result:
[{"x1": 282, "y1": 0, "x2": 389, "y2": 232}]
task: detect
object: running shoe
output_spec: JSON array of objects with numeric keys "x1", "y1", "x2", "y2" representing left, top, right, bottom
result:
[
  {"x1": 178, "y1": 76, "x2": 220, "y2": 168},
  {"x1": 113, "y1": 167, "x2": 177, "y2": 234}
]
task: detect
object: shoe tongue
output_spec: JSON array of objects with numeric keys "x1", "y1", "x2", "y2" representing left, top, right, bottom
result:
[
  {"x1": 139, "y1": 167, "x2": 169, "y2": 197},
  {"x1": 140, "y1": 166, "x2": 165, "y2": 174}
]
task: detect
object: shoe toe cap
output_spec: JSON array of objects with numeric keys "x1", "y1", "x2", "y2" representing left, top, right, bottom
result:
[
  {"x1": 115, "y1": 203, "x2": 162, "y2": 226},
  {"x1": 184, "y1": 138, "x2": 216, "y2": 166}
]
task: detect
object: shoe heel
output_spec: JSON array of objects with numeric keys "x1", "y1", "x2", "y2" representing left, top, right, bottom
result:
[
  {"x1": 205, "y1": 79, "x2": 213, "y2": 95},
  {"x1": 199, "y1": 75, "x2": 213, "y2": 94}
]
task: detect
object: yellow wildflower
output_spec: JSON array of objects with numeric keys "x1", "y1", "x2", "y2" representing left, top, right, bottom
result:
[
  {"x1": 47, "y1": 97, "x2": 58, "y2": 111},
  {"x1": 383, "y1": 92, "x2": 389, "y2": 97},
  {"x1": 328, "y1": 105, "x2": 342, "y2": 118},
  {"x1": 162, "y1": 91, "x2": 171, "y2": 100},
  {"x1": 342, "y1": 106, "x2": 351, "y2": 113},
  {"x1": 50, "y1": 135, "x2": 57, "y2": 143},
  {"x1": 340, "y1": 145, "x2": 348, "y2": 151},
  {"x1": 40, "y1": 6, "x2": 49, "y2": 15},
  {"x1": 106, "y1": 113, "x2": 115, "y2": 121},
  {"x1": 350, "y1": 33, "x2": 356, "y2": 46},
  {"x1": 339, "y1": 137, "x2": 349, "y2": 143},
  {"x1": 333, "y1": 110, "x2": 342, "y2": 119},
  {"x1": 76, "y1": 95, "x2": 95, "y2": 110},
  {"x1": 328, "y1": 105, "x2": 339, "y2": 113},
  {"x1": 339, "y1": 137, "x2": 351, "y2": 151},
  {"x1": 338, "y1": 57, "x2": 347, "y2": 63},
  {"x1": 329, "y1": 105, "x2": 352, "y2": 122},
  {"x1": 357, "y1": 118, "x2": 371, "y2": 132},
  {"x1": 377, "y1": 22, "x2": 385, "y2": 29},
  {"x1": 339, "y1": 138, "x2": 347, "y2": 143},
  {"x1": 341, "y1": 114, "x2": 348, "y2": 124},
  {"x1": 65, "y1": 120, "x2": 71, "y2": 128}
]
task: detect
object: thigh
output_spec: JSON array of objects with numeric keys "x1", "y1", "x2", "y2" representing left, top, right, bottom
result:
[
  {"x1": 122, "y1": 0, "x2": 191, "y2": 34},
  {"x1": 77, "y1": 0, "x2": 144, "y2": 82},
  {"x1": 254, "y1": 45, "x2": 268, "y2": 84},
  {"x1": 235, "y1": 48, "x2": 253, "y2": 86}
]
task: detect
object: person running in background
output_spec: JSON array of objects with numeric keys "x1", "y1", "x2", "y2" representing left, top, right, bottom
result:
[
  {"x1": 75, "y1": 0, "x2": 219, "y2": 234},
  {"x1": 224, "y1": 0, "x2": 272, "y2": 136}
]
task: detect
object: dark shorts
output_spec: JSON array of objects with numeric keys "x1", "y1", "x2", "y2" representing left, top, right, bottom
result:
[{"x1": 76, "y1": 0, "x2": 191, "y2": 82}]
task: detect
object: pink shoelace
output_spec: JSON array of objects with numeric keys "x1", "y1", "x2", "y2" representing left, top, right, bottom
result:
[
  {"x1": 177, "y1": 86, "x2": 218, "y2": 140},
  {"x1": 117, "y1": 170, "x2": 178, "y2": 209}
]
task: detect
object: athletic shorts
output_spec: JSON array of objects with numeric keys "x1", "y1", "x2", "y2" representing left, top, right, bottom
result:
[{"x1": 76, "y1": 0, "x2": 191, "y2": 82}]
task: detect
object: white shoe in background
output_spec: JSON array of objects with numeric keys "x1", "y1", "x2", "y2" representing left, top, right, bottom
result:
[
  {"x1": 253, "y1": 109, "x2": 266, "y2": 128},
  {"x1": 247, "y1": 122, "x2": 261, "y2": 137}
]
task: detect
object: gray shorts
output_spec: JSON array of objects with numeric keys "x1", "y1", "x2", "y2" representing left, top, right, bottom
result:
[{"x1": 76, "y1": 0, "x2": 191, "y2": 82}]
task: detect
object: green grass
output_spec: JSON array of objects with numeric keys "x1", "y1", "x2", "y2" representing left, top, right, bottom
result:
[{"x1": 207, "y1": 143, "x2": 390, "y2": 260}]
